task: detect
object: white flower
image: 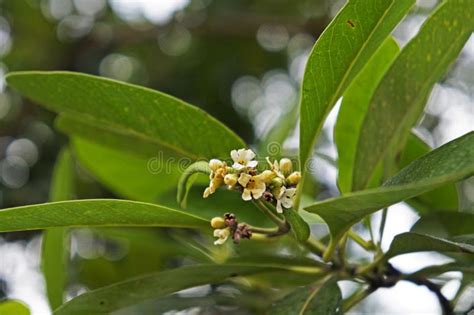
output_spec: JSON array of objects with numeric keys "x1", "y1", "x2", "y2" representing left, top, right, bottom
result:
[
  {"x1": 231, "y1": 149, "x2": 258, "y2": 170},
  {"x1": 203, "y1": 165, "x2": 226, "y2": 198},
  {"x1": 238, "y1": 173, "x2": 266, "y2": 201},
  {"x1": 276, "y1": 187, "x2": 297, "y2": 213},
  {"x1": 213, "y1": 228, "x2": 230, "y2": 245},
  {"x1": 209, "y1": 159, "x2": 224, "y2": 172}
]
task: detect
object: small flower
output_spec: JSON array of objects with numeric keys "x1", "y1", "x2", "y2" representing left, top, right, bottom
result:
[
  {"x1": 203, "y1": 161, "x2": 227, "y2": 198},
  {"x1": 231, "y1": 149, "x2": 258, "y2": 171},
  {"x1": 210, "y1": 217, "x2": 226, "y2": 229},
  {"x1": 286, "y1": 171, "x2": 301, "y2": 186},
  {"x1": 276, "y1": 187, "x2": 297, "y2": 213},
  {"x1": 279, "y1": 158, "x2": 293, "y2": 177},
  {"x1": 224, "y1": 173, "x2": 238, "y2": 188},
  {"x1": 238, "y1": 173, "x2": 266, "y2": 201},
  {"x1": 266, "y1": 157, "x2": 285, "y2": 179},
  {"x1": 213, "y1": 228, "x2": 231, "y2": 245}
]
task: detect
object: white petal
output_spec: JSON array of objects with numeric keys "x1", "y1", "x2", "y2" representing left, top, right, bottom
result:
[
  {"x1": 214, "y1": 237, "x2": 227, "y2": 245},
  {"x1": 238, "y1": 173, "x2": 251, "y2": 187},
  {"x1": 247, "y1": 160, "x2": 258, "y2": 168},
  {"x1": 232, "y1": 163, "x2": 245, "y2": 170},
  {"x1": 213, "y1": 229, "x2": 221, "y2": 237},
  {"x1": 281, "y1": 196, "x2": 293, "y2": 208},
  {"x1": 277, "y1": 186, "x2": 286, "y2": 199},
  {"x1": 276, "y1": 200, "x2": 283, "y2": 213},
  {"x1": 246, "y1": 149, "x2": 256, "y2": 161},
  {"x1": 242, "y1": 189, "x2": 252, "y2": 201},
  {"x1": 203, "y1": 187, "x2": 211, "y2": 198},
  {"x1": 286, "y1": 188, "x2": 297, "y2": 197},
  {"x1": 209, "y1": 159, "x2": 223, "y2": 172},
  {"x1": 252, "y1": 190, "x2": 264, "y2": 199},
  {"x1": 230, "y1": 150, "x2": 239, "y2": 162}
]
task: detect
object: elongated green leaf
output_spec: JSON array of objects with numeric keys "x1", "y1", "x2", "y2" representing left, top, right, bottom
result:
[
  {"x1": 411, "y1": 212, "x2": 474, "y2": 238},
  {"x1": 54, "y1": 264, "x2": 302, "y2": 314},
  {"x1": 0, "y1": 199, "x2": 209, "y2": 232},
  {"x1": 177, "y1": 161, "x2": 211, "y2": 208},
  {"x1": 72, "y1": 137, "x2": 181, "y2": 203},
  {"x1": 0, "y1": 300, "x2": 30, "y2": 315},
  {"x1": 335, "y1": 37, "x2": 400, "y2": 193},
  {"x1": 412, "y1": 262, "x2": 474, "y2": 278},
  {"x1": 42, "y1": 149, "x2": 75, "y2": 310},
  {"x1": 270, "y1": 279, "x2": 341, "y2": 315},
  {"x1": 305, "y1": 132, "x2": 474, "y2": 247},
  {"x1": 353, "y1": 0, "x2": 474, "y2": 189},
  {"x1": 6, "y1": 71, "x2": 245, "y2": 160},
  {"x1": 299, "y1": 0, "x2": 414, "y2": 199},
  {"x1": 400, "y1": 135, "x2": 459, "y2": 212},
  {"x1": 386, "y1": 232, "x2": 474, "y2": 259},
  {"x1": 283, "y1": 209, "x2": 311, "y2": 242}
]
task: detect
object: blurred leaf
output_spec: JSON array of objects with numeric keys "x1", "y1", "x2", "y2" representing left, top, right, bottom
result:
[
  {"x1": 283, "y1": 209, "x2": 311, "y2": 241},
  {"x1": 6, "y1": 71, "x2": 245, "y2": 160},
  {"x1": 353, "y1": 0, "x2": 474, "y2": 189},
  {"x1": 72, "y1": 137, "x2": 181, "y2": 203},
  {"x1": 305, "y1": 132, "x2": 474, "y2": 248},
  {"x1": 55, "y1": 264, "x2": 307, "y2": 314},
  {"x1": 0, "y1": 199, "x2": 209, "y2": 232},
  {"x1": 386, "y1": 232, "x2": 474, "y2": 258},
  {"x1": 411, "y1": 212, "x2": 474, "y2": 237},
  {"x1": 335, "y1": 37, "x2": 399, "y2": 193},
  {"x1": 0, "y1": 300, "x2": 30, "y2": 315},
  {"x1": 413, "y1": 262, "x2": 474, "y2": 278},
  {"x1": 42, "y1": 148, "x2": 75, "y2": 310},
  {"x1": 270, "y1": 278, "x2": 341, "y2": 314},
  {"x1": 177, "y1": 161, "x2": 211, "y2": 208},
  {"x1": 299, "y1": 0, "x2": 414, "y2": 199}
]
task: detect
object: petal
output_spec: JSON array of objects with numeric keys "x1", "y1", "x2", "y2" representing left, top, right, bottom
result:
[
  {"x1": 251, "y1": 188, "x2": 264, "y2": 199},
  {"x1": 209, "y1": 159, "x2": 223, "y2": 172},
  {"x1": 203, "y1": 187, "x2": 211, "y2": 198},
  {"x1": 214, "y1": 237, "x2": 226, "y2": 245},
  {"x1": 247, "y1": 160, "x2": 258, "y2": 168},
  {"x1": 230, "y1": 150, "x2": 239, "y2": 162},
  {"x1": 232, "y1": 163, "x2": 245, "y2": 170},
  {"x1": 246, "y1": 149, "x2": 256, "y2": 161},
  {"x1": 286, "y1": 188, "x2": 297, "y2": 197},
  {"x1": 276, "y1": 200, "x2": 283, "y2": 213},
  {"x1": 238, "y1": 173, "x2": 251, "y2": 187},
  {"x1": 242, "y1": 189, "x2": 252, "y2": 201},
  {"x1": 213, "y1": 229, "x2": 222, "y2": 237}
]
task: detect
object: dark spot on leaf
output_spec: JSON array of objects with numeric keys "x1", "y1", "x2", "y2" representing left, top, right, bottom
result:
[
  {"x1": 230, "y1": 273, "x2": 238, "y2": 277},
  {"x1": 99, "y1": 300, "x2": 106, "y2": 306},
  {"x1": 347, "y1": 20, "x2": 355, "y2": 28}
]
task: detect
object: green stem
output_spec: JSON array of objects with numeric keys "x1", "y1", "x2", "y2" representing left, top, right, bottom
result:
[
  {"x1": 378, "y1": 207, "x2": 388, "y2": 246},
  {"x1": 304, "y1": 237, "x2": 326, "y2": 256},
  {"x1": 253, "y1": 200, "x2": 288, "y2": 231},
  {"x1": 348, "y1": 230, "x2": 374, "y2": 251},
  {"x1": 247, "y1": 225, "x2": 280, "y2": 235},
  {"x1": 342, "y1": 288, "x2": 372, "y2": 312}
]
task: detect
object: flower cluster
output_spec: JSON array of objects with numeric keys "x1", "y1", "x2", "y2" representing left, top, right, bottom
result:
[
  {"x1": 211, "y1": 213, "x2": 251, "y2": 245},
  {"x1": 203, "y1": 149, "x2": 301, "y2": 213}
]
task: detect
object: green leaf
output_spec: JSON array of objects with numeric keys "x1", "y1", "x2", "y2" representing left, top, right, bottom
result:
[
  {"x1": 305, "y1": 132, "x2": 474, "y2": 249},
  {"x1": 177, "y1": 161, "x2": 211, "y2": 208},
  {"x1": 353, "y1": 0, "x2": 474, "y2": 189},
  {"x1": 385, "y1": 232, "x2": 474, "y2": 259},
  {"x1": 5, "y1": 71, "x2": 245, "y2": 160},
  {"x1": 0, "y1": 199, "x2": 209, "y2": 232},
  {"x1": 412, "y1": 262, "x2": 474, "y2": 278},
  {"x1": 400, "y1": 135, "x2": 459, "y2": 212},
  {"x1": 411, "y1": 212, "x2": 474, "y2": 238},
  {"x1": 54, "y1": 264, "x2": 303, "y2": 314},
  {"x1": 0, "y1": 300, "x2": 30, "y2": 315},
  {"x1": 270, "y1": 278, "x2": 341, "y2": 315},
  {"x1": 298, "y1": 0, "x2": 414, "y2": 199},
  {"x1": 72, "y1": 137, "x2": 181, "y2": 203},
  {"x1": 335, "y1": 37, "x2": 400, "y2": 193},
  {"x1": 283, "y1": 209, "x2": 311, "y2": 242},
  {"x1": 42, "y1": 148, "x2": 75, "y2": 310}
]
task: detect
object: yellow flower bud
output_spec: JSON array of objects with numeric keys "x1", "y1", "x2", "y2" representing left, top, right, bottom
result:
[
  {"x1": 255, "y1": 170, "x2": 276, "y2": 184},
  {"x1": 279, "y1": 158, "x2": 293, "y2": 177},
  {"x1": 209, "y1": 159, "x2": 224, "y2": 172},
  {"x1": 210, "y1": 217, "x2": 227, "y2": 229},
  {"x1": 224, "y1": 173, "x2": 238, "y2": 187},
  {"x1": 286, "y1": 171, "x2": 301, "y2": 186}
]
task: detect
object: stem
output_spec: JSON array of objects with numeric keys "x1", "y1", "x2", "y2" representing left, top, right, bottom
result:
[
  {"x1": 404, "y1": 277, "x2": 453, "y2": 315},
  {"x1": 253, "y1": 200, "x2": 288, "y2": 231},
  {"x1": 247, "y1": 226, "x2": 280, "y2": 235},
  {"x1": 342, "y1": 288, "x2": 372, "y2": 313},
  {"x1": 348, "y1": 230, "x2": 374, "y2": 251},
  {"x1": 304, "y1": 237, "x2": 326, "y2": 256},
  {"x1": 378, "y1": 207, "x2": 388, "y2": 246}
]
